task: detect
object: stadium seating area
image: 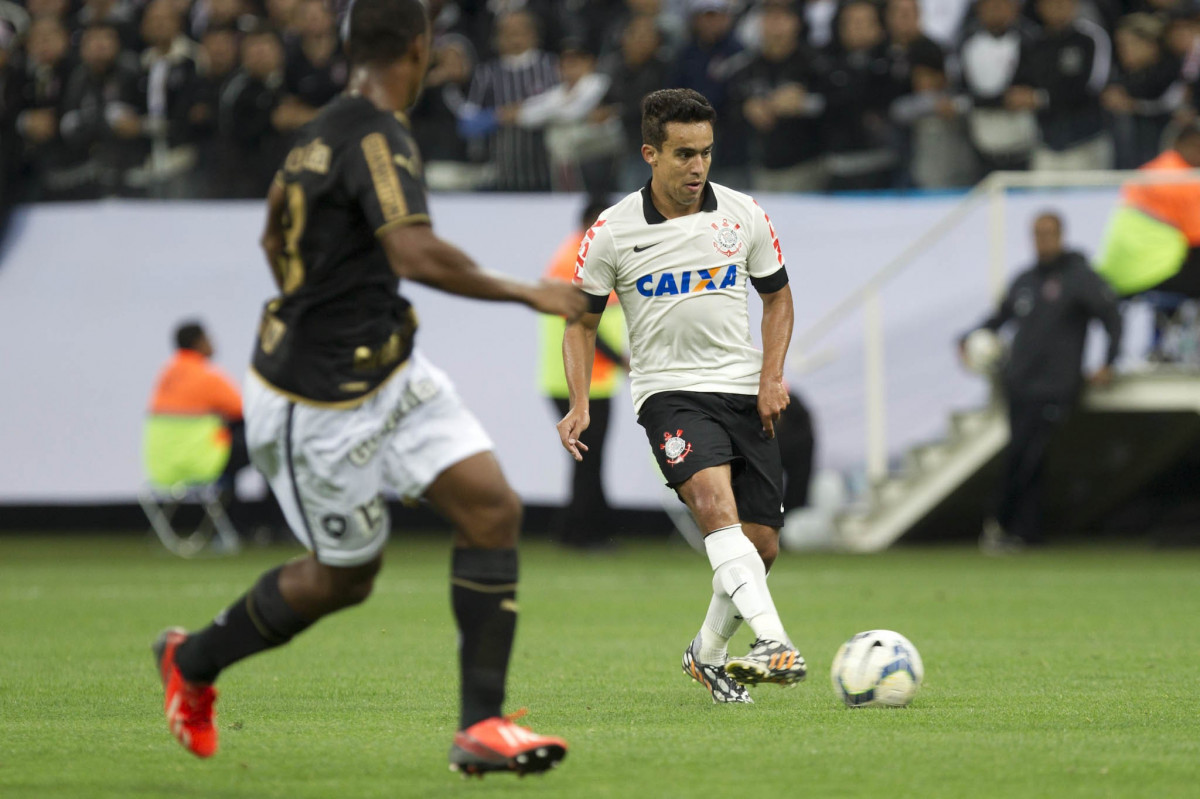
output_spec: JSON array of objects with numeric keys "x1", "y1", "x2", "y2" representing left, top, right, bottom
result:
[{"x1": 4, "y1": 0, "x2": 1200, "y2": 202}]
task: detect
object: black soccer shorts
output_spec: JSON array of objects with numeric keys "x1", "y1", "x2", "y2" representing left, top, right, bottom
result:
[{"x1": 636, "y1": 390, "x2": 785, "y2": 528}]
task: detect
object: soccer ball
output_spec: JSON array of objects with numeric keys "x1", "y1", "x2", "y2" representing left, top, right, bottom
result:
[
  {"x1": 962, "y1": 328, "x2": 1004, "y2": 375},
  {"x1": 831, "y1": 630, "x2": 924, "y2": 708}
]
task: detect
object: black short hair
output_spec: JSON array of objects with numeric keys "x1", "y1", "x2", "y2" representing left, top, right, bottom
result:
[
  {"x1": 1034, "y1": 211, "x2": 1063, "y2": 233},
  {"x1": 344, "y1": 0, "x2": 429, "y2": 67},
  {"x1": 641, "y1": 89, "x2": 717, "y2": 150},
  {"x1": 175, "y1": 321, "x2": 207, "y2": 351}
]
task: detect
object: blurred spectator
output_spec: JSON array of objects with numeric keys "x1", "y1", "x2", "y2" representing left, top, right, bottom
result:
[
  {"x1": 462, "y1": 0, "x2": 565, "y2": 61},
  {"x1": 1165, "y1": 9, "x2": 1200, "y2": 85},
  {"x1": 283, "y1": 0, "x2": 346, "y2": 110},
  {"x1": 732, "y1": 0, "x2": 827, "y2": 192},
  {"x1": 1007, "y1": 0, "x2": 1113, "y2": 171},
  {"x1": 0, "y1": 2, "x2": 29, "y2": 39},
  {"x1": 602, "y1": 0, "x2": 687, "y2": 60},
  {"x1": 216, "y1": 25, "x2": 288, "y2": 198},
  {"x1": 192, "y1": 25, "x2": 240, "y2": 196},
  {"x1": 963, "y1": 212, "x2": 1122, "y2": 553},
  {"x1": 462, "y1": 10, "x2": 559, "y2": 191},
  {"x1": 410, "y1": 32, "x2": 481, "y2": 190},
  {"x1": 919, "y1": 0, "x2": 973, "y2": 47},
  {"x1": 816, "y1": 0, "x2": 897, "y2": 191},
  {"x1": 24, "y1": 0, "x2": 69, "y2": 25},
  {"x1": 670, "y1": 0, "x2": 752, "y2": 186},
  {"x1": 1103, "y1": 13, "x2": 1184, "y2": 169},
  {"x1": 75, "y1": 0, "x2": 139, "y2": 52},
  {"x1": 511, "y1": 37, "x2": 620, "y2": 194},
  {"x1": 189, "y1": 0, "x2": 252, "y2": 40},
  {"x1": 805, "y1": 0, "x2": 839, "y2": 48},
  {"x1": 959, "y1": 0, "x2": 1040, "y2": 174},
  {"x1": 599, "y1": 14, "x2": 670, "y2": 190},
  {"x1": 263, "y1": 0, "x2": 300, "y2": 37},
  {"x1": 53, "y1": 22, "x2": 139, "y2": 199},
  {"x1": 14, "y1": 16, "x2": 72, "y2": 201},
  {"x1": 125, "y1": 0, "x2": 203, "y2": 197},
  {"x1": 886, "y1": 0, "x2": 976, "y2": 187}
]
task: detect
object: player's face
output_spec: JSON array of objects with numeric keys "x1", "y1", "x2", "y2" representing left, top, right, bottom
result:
[
  {"x1": 1033, "y1": 217, "x2": 1062, "y2": 262},
  {"x1": 644, "y1": 121, "x2": 713, "y2": 211}
]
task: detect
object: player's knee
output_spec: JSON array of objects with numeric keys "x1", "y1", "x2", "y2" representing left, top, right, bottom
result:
[
  {"x1": 325, "y1": 557, "x2": 382, "y2": 609},
  {"x1": 462, "y1": 488, "x2": 522, "y2": 548},
  {"x1": 689, "y1": 491, "x2": 732, "y2": 530}
]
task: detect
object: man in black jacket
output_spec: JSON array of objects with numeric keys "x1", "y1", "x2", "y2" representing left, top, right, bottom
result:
[
  {"x1": 961, "y1": 212, "x2": 1122, "y2": 552},
  {"x1": 1006, "y1": 0, "x2": 1113, "y2": 171}
]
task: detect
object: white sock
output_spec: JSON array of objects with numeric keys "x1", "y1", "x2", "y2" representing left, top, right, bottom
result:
[
  {"x1": 704, "y1": 525, "x2": 788, "y2": 644},
  {"x1": 697, "y1": 592, "x2": 742, "y2": 664}
]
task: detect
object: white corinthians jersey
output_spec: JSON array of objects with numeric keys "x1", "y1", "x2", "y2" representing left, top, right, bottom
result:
[{"x1": 575, "y1": 181, "x2": 788, "y2": 412}]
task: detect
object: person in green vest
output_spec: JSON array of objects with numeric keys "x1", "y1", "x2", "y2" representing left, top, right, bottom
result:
[{"x1": 540, "y1": 198, "x2": 628, "y2": 548}]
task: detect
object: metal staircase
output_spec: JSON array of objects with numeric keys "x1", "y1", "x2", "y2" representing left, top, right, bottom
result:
[{"x1": 834, "y1": 369, "x2": 1200, "y2": 552}]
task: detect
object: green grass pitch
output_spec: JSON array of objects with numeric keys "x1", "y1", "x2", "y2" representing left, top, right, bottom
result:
[{"x1": 1, "y1": 533, "x2": 1198, "y2": 798}]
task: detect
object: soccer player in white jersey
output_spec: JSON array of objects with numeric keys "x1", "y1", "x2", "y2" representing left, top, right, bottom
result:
[{"x1": 557, "y1": 88, "x2": 806, "y2": 703}]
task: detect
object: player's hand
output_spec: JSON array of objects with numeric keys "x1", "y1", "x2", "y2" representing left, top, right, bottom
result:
[
  {"x1": 758, "y1": 377, "x2": 790, "y2": 439},
  {"x1": 529, "y1": 280, "x2": 587, "y2": 322},
  {"x1": 556, "y1": 405, "x2": 591, "y2": 462}
]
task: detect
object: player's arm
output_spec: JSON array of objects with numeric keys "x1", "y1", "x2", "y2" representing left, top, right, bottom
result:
[
  {"x1": 353, "y1": 126, "x2": 585, "y2": 318},
  {"x1": 380, "y1": 224, "x2": 585, "y2": 318},
  {"x1": 558, "y1": 310, "x2": 603, "y2": 461},
  {"x1": 748, "y1": 201, "x2": 793, "y2": 438},
  {"x1": 260, "y1": 175, "x2": 286, "y2": 290},
  {"x1": 758, "y1": 284, "x2": 794, "y2": 439}
]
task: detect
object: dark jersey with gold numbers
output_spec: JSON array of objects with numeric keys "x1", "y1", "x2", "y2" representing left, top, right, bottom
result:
[{"x1": 251, "y1": 94, "x2": 429, "y2": 407}]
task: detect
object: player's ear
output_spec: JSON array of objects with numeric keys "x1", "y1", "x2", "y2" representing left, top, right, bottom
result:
[{"x1": 641, "y1": 143, "x2": 656, "y2": 166}]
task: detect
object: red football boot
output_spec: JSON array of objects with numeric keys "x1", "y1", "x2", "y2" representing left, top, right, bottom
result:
[
  {"x1": 152, "y1": 627, "x2": 218, "y2": 758},
  {"x1": 448, "y1": 710, "x2": 567, "y2": 777}
]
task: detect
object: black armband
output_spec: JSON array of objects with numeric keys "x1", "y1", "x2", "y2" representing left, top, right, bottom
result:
[
  {"x1": 585, "y1": 292, "x2": 609, "y2": 314},
  {"x1": 751, "y1": 267, "x2": 789, "y2": 294}
]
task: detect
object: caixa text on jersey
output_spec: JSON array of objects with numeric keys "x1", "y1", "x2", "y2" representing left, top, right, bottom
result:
[{"x1": 636, "y1": 265, "x2": 738, "y2": 297}]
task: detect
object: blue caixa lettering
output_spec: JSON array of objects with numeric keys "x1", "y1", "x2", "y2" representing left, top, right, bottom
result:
[{"x1": 637, "y1": 264, "x2": 738, "y2": 297}]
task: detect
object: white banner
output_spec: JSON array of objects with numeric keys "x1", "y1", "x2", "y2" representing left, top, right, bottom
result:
[{"x1": 0, "y1": 190, "x2": 1141, "y2": 504}]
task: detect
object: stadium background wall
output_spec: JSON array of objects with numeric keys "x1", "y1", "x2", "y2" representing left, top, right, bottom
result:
[{"x1": 0, "y1": 191, "x2": 1152, "y2": 530}]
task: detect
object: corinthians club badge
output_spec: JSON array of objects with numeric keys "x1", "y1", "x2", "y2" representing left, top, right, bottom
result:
[
  {"x1": 712, "y1": 218, "x2": 742, "y2": 257},
  {"x1": 661, "y1": 429, "x2": 692, "y2": 465}
]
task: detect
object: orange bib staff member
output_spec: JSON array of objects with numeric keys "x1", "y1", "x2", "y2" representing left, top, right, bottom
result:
[
  {"x1": 144, "y1": 321, "x2": 248, "y2": 491},
  {"x1": 540, "y1": 198, "x2": 627, "y2": 549}
]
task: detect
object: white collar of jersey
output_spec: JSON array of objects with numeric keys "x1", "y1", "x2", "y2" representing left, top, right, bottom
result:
[{"x1": 640, "y1": 179, "x2": 718, "y2": 225}]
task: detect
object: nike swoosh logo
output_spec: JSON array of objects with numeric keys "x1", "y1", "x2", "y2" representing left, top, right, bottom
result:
[{"x1": 633, "y1": 242, "x2": 662, "y2": 252}]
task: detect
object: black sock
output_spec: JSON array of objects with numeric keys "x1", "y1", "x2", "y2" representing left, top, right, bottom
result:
[
  {"x1": 175, "y1": 566, "x2": 312, "y2": 684},
  {"x1": 451, "y1": 548, "x2": 518, "y2": 730}
]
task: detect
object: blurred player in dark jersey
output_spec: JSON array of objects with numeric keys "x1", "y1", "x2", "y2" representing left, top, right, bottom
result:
[{"x1": 151, "y1": 0, "x2": 582, "y2": 777}]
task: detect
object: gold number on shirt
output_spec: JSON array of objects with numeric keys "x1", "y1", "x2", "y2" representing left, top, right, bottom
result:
[{"x1": 275, "y1": 183, "x2": 307, "y2": 294}]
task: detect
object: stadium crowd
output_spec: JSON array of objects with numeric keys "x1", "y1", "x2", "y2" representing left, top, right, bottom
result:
[{"x1": 3, "y1": 0, "x2": 1200, "y2": 201}]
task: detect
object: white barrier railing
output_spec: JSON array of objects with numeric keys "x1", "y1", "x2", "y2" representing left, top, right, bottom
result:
[{"x1": 792, "y1": 168, "x2": 1200, "y2": 483}]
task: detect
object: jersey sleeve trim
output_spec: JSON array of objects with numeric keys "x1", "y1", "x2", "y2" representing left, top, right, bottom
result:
[
  {"x1": 361, "y1": 132, "x2": 409, "y2": 223},
  {"x1": 375, "y1": 214, "x2": 432, "y2": 237},
  {"x1": 751, "y1": 267, "x2": 789, "y2": 294},
  {"x1": 584, "y1": 292, "x2": 609, "y2": 314}
]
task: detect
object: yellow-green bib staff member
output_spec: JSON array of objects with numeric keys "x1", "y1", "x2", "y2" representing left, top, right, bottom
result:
[{"x1": 540, "y1": 198, "x2": 627, "y2": 549}]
